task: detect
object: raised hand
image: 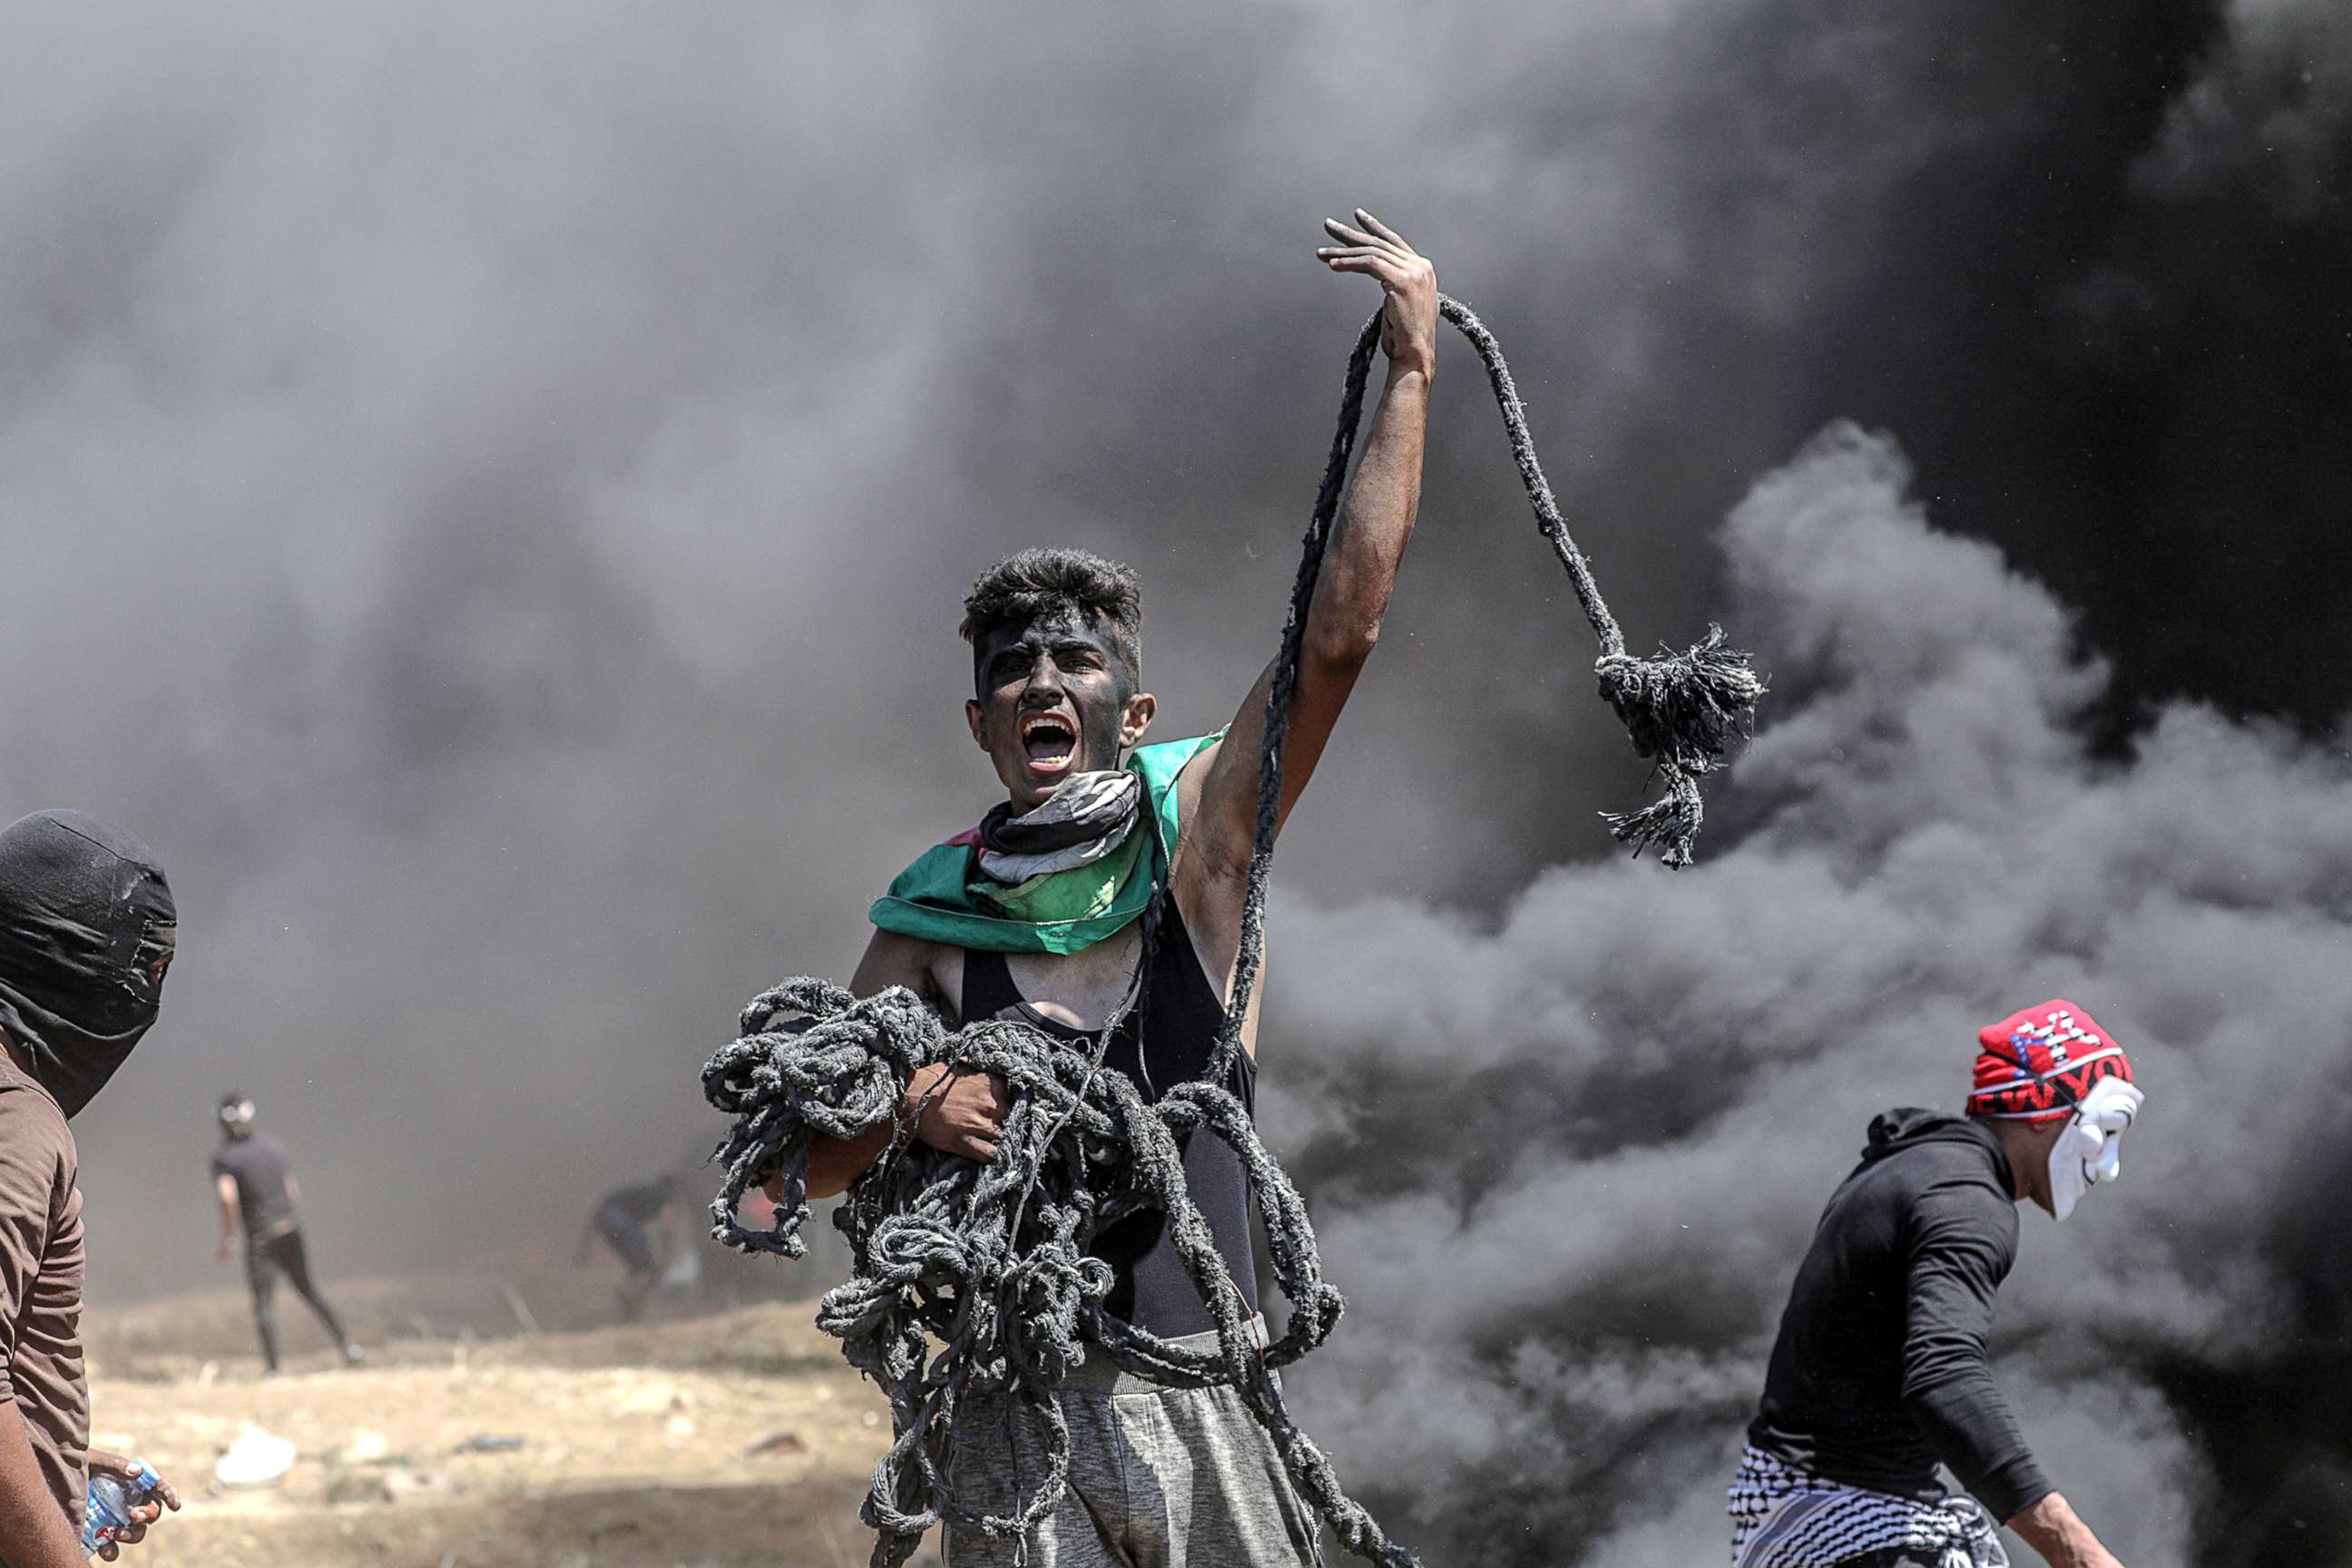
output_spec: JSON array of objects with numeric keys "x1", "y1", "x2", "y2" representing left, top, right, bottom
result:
[{"x1": 1317, "y1": 208, "x2": 1438, "y2": 378}]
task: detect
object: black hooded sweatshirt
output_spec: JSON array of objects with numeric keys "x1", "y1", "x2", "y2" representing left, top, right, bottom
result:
[{"x1": 1747, "y1": 1109, "x2": 2053, "y2": 1523}]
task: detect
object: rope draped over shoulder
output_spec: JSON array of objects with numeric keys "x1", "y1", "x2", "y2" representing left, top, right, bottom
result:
[{"x1": 702, "y1": 295, "x2": 1763, "y2": 1568}]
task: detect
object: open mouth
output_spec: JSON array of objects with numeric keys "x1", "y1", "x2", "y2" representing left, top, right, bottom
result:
[{"x1": 1018, "y1": 711, "x2": 1079, "y2": 771}]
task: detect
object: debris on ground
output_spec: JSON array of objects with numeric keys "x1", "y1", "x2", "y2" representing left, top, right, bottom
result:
[{"x1": 215, "y1": 1426, "x2": 299, "y2": 1489}]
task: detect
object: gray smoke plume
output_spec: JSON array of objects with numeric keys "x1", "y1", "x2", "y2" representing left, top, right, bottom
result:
[{"x1": 1269, "y1": 422, "x2": 2351, "y2": 1566}]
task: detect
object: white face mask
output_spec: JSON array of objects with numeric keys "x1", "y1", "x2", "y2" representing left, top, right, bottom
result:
[{"x1": 2046, "y1": 1075, "x2": 2144, "y2": 1222}]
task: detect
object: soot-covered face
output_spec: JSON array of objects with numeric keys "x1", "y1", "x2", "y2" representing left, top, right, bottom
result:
[{"x1": 965, "y1": 612, "x2": 1155, "y2": 811}]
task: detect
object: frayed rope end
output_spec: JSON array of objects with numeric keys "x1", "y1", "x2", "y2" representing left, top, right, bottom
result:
[
  {"x1": 1599, "y1": 766, "x2": 1703, "y2": 869},
  {"x1": 1592, "y1": 625, "x2": 1764, "y2": 866},
  {"x1": 1593, "y1": 624, "x2": 1766, "y2": 775}
]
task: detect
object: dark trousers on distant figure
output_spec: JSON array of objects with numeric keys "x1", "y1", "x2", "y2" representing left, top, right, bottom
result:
[{"x1": 246, "y1": 1227, "x2": 348, "y2": 1371}]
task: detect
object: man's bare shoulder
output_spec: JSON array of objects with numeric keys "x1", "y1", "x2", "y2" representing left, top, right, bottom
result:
[
  {"x1": 1169, "y1": 739, "x2": 1239, "y2": 878},
  {"x1": 1171, "y1": 735, "x2": 1222, "y2": 816},
  {"x1": 851, "y1": 926, "x2": 963, "y2": 1022},
  {"x1": 1170, "y1": 736, "x2": 1253, "y2": 910}
]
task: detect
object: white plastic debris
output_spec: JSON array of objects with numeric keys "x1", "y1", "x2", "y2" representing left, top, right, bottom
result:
[{"x1": 215, "y1": 1425, "x2": 298, "y2": 1489}]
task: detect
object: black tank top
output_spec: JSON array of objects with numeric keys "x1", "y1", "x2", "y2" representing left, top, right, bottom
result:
[{"x1": 960, "y1": 897, "x2": 1259, "y2": 1338}]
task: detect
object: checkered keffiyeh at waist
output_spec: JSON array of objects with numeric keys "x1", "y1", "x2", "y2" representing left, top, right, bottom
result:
[{"x1": 1730, "y1": 1445, "x2": 2008, "y2": 1568}]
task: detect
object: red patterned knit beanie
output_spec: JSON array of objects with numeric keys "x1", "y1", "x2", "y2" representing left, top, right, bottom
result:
[{"x1": 1967, "y1": 999, "x2": 2133, "y2": 1122}]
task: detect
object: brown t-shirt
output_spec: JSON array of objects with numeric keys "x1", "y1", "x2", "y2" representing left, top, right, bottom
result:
[{"x1": 0, "y1": 1056, "x2": 87, "y2": 1531}]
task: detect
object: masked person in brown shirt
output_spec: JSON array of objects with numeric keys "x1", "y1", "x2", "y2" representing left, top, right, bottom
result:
[{"x1": 0, "y1": 810, "x2": 184, "y2": 1566}]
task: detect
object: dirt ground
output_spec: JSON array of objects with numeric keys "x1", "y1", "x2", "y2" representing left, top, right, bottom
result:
[{"x1": 81, "y1": 1269, "x2": 926, "y2": 1568}]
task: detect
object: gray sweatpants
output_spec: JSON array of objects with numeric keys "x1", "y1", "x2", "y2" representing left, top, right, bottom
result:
[{"x1": 945, "y1": 1328, "x2": 1323, "y2": 1567}]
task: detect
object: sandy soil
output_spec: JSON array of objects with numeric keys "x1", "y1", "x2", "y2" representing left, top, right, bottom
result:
[{"x1": 82, "y1": 1272, "x2": 923, "y2": 1568}]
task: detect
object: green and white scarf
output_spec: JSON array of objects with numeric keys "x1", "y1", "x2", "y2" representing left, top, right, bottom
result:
[{"x1": 867, "y1": 731, "x2": 1220, "y2": 956}]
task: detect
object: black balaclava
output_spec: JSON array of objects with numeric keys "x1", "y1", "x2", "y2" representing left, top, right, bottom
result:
[{"x1": 0, "y1": 810, "x2": 174, "y2": 1119}]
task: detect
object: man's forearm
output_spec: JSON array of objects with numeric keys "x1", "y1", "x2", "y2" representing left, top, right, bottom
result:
[
  {"x1": 801, "y1": 1054, "x2": 989, "y2": 1200},
  {"x1": 2008, "y1": 1491, "x2": 2122, "y2": 1568},
  {"x1": 1902, "y1": 1367, "x2": 2050, "y2": 1524},
  {"x1": 805, "y1": 1124, "x2": 891, "y2": 1201},
  {"x1": 0, "y1": 1403, "x2": 85, "y2": 1568},
  {"x1": 1178, "y1": 212, "x2": 1439, "y2": 863},
  {"x1": 807, "y1": 1073, "x2": 945, "y2": 1203},
  {"x1": 1302, "y1": 364, "x2": 1429, "y2": 670}
]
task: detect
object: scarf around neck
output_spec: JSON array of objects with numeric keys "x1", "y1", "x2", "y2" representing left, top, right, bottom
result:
[
  {"x1": 868, "y1": 731, "x2": 1220, "y2": 956},
  {"x1": 975, "y1": 769, "x2": 1142, "y2": 885}
]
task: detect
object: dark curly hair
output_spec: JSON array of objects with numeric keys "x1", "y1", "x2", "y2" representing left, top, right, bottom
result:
[{"x1": 958, "y1": 548, "x2": 1142, "y2": 688}]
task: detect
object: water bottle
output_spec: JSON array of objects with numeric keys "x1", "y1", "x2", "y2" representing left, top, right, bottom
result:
[{"x1": 82, "y1": 1459, "x2": 161, "y2": 1553}]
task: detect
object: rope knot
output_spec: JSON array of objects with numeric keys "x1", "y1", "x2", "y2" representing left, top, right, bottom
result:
[
  {"x1": 1592, "y1": 624, "x2": 1764, "y2": 775},
  {"x1": 1589, "y1": 625, "x2": 1764, "y2": 868}
]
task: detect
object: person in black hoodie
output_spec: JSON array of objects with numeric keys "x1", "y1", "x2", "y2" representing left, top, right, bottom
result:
[{"x1": 1730, "y1": 1000, "x2": 2146, "y2": 1568}]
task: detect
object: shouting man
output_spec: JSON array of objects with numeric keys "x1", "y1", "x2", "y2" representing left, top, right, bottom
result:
[
  {"x1": 0, "y1": 810, "x2": 183, "y2": 1565},
  {"x1": 786, "y1": 210, "x2": 1437, "y2": 1568},
  {"x1": 1731, "y1": 1000, "x2": 2145, "y2": 1568},
  {"x1": 211, "y1": 1092, "x2": 362, "y2": 1375}
]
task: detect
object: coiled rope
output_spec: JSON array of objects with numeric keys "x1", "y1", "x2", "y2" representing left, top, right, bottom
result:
[{"x1": 705, "y1": 296, "x2": 1762, "y2": 1567}]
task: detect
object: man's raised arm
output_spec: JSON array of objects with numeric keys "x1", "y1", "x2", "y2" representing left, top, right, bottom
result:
[{"x1": 1179, "y1": 211, "x2": 1438, "y2": 892}]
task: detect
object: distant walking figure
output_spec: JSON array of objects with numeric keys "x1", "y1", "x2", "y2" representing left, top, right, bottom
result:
[{"x1": 211, "y1": 1092, "x2": 360, "y2": 1374}]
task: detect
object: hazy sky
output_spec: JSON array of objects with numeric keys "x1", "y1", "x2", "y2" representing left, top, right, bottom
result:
[{"x1": 3, "y1": 0, "x2": 2345, "y2": 1562}]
